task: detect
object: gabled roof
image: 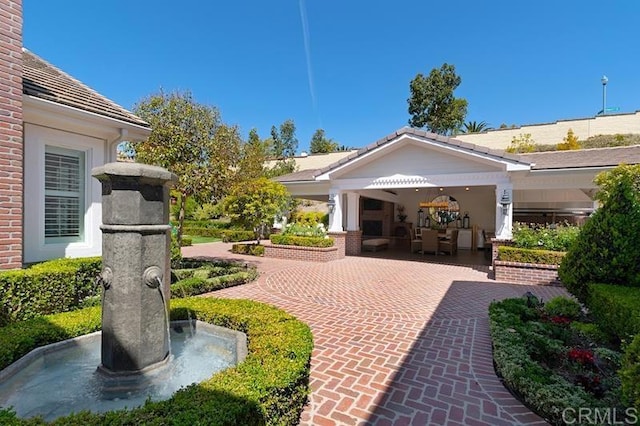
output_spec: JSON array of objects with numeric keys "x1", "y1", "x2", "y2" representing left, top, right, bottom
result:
[
  {"x1": 315, "y1": 127, "x2": 529, "y2": 178},
  {"x1": 520, "y1": 145, "x2": 640, "y2": 170},
  {"x1": 22, "y1": 49, "x2": 150, "y2": 128},
  {"x1": 277, "y1": 127, "x2": 531, "y2": 183}
]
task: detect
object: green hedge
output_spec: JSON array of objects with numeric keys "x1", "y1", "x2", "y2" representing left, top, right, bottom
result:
[
  {"x1": 0, "y1": 297, "x2": 313, "y2": 425},
  {"x1": 270, "y1": 234, "x2": 334, "y2": 247},
  {"x1": 179, "y1": 220, "x2": 233, "y2": 229},
  {"x1": 231, "y1": 243, "x2": 265, "y2": 256},
  {"x1": 182, "y1": 227, "x2": 255, "y2": 242},
  {"x1": 0, "y1": 257, "x2": 102, "y2": 326},
  {"x1": 172, "y1": 271, "x2": 259, "y2": 297},
  {"x1": 497, "y1": 246, "x2": 565, "y2": 265},
  {"x1": 587, "y1": 284, "x2": 640, "y2": 343}
]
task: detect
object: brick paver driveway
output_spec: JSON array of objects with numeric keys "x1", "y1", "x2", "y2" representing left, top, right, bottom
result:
[{"x1": 182, "y1": 243, "x2": 567, "y2": 425}]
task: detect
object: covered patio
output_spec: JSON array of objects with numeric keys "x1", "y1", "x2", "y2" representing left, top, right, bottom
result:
[{"x1": 278, "y1": 127, "x2": 601, "y2": 259}]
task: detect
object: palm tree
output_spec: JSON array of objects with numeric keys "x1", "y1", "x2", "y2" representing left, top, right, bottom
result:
[{"x1": 461, "y1": 120, "x2": 492, "y2": 134}]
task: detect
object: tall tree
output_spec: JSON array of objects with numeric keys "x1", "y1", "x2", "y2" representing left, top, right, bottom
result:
[
  {"x1": 266, "y1": 119, "x2": 298, "y2": 177},
  {"x1": 309, "y1": 129, "x2": 339, "y2": 154},
  {"x1": 407, "y1": 63, "x2": 468, "y2": 135},
  {"x1": 132, "y1": 90, "x2": 240, "y2": 245},
  {"x1": 269, "y1": 119, "x2": 298, "y2": 159},
  {"x1": 237, "y1": 128, "x2": 268, "y2": 181}
]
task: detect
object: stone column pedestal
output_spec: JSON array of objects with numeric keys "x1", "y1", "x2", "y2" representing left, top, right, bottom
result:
[{"x1": 92, "y1": 163, "x2": 177, "y2": 374}]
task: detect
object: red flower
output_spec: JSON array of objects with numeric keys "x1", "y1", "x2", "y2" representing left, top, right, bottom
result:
[
  {"x1": 550, "y1": 315, "x2": 572, "y2": 325},
  {"x1": 567, "y1": 348, "x2": 594, "y2": 365}
]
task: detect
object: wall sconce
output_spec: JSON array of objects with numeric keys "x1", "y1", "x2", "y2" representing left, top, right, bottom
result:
[
  {"x1": 327, "y1": 194, "x2": 336, "y2": 214},
  {"x1": 500, "y1": 190, "x2": 511, "y2": 215}
]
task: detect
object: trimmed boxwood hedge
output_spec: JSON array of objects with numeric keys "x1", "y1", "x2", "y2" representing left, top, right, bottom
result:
[
  {"x1": 270, "y1": 234, "x2": 334, "y2": 248},
  {"x1": 587, "y1": 284, "x2": 640, "y2": 343},
  {"x1": 497, "y1": 246, "x2": 565, "y2": 265},
  {"x1": 231, "y1": 243, "x2": 265, "y2": 257},
  {"x1": 0, "y1": 297, "x2": 313, "y2": 425},
  {"x1": 0, "y1": 257, "x2": 102, "y2": 326},
  {"x1": 182, "y1": 227, "x2": 255, "y2": 242}
]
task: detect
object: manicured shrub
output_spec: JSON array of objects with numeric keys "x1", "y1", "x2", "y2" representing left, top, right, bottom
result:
[
  {"x1": 270, "y1": 234, "x2": 334, "y2": 247},
  {"x1": 0, "y1": 257, "x2": 102, "y2": 326},
  {"x1": 497, "y1": 246, "x2": 565, "y2": 265},
  {"x1": 289, "y1": 211, "x2": 328, "y2": 227},
  {"x1": 620, "y1": 334, "x2": 640, "y2": 410},
  {"x1": 587, "y1": 284, "x2": 640, "y2": 343},
  {"x1": 170, "y1": 259, "x2": 258, "y2": 297},
  {"x1": 221, "y1": 230, "x2": 256, "y2": 242},
  {"x1": 231, "y1": 243, "x2": 265, "y2": 256},
  {"x1": 0, "y1": 297, "x2": 313, "y2": 425},
  {"x1": 180, "y1": 237, "x2": 193, "y2": 247},
  {"x1": 543, "y1": 296, "x2": 581, "y2": 320},
  {"x1": 559, "y1": 165, "x2": 640, "y2": 302}
]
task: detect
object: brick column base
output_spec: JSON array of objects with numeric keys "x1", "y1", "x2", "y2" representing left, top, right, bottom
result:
[
  {"x1": 345, "y1": 230, "x2": 362, "y2": 256},
  {"x1": 328, "y1": 231, "x2": 346, "y2": 259}
]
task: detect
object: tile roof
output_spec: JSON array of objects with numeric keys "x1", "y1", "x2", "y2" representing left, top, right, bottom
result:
[
  {"x1": 275, "y1": 169, "x2": 320, "y2": 182},
  {"x1": 22, "y1": 49, "x2": 150, "y2": 128},
  {"x1": 275, "y1": 128, "x2": 640, "y2": 182},
  {"x1": 520, "y1": 145, "x2": 640, "y2": 169}
]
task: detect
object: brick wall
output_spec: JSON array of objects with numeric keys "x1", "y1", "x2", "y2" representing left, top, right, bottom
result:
[
  {"x1": 263, "y1": 241, "x2": 340, "y2": 262},
  {"x1": 345, "y1": 230, "x2": 362, "y2": 255},
  {"x1": 494, "y1": 260, "x2": 561, "y2": 286},
  {"x1": 328, "y1": 231, "x2": 346, "y2": 259},
  {"x1": 0, "y1": 0, "x2": 23, "y2": 270}
]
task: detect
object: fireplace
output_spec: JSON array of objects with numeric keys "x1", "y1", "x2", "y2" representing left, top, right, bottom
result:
[{"x1": 362, "y1": 220, "x2": 383, "y2": 236}]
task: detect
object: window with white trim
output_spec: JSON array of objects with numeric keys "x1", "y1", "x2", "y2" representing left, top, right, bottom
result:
[{"x1": 44, "y1": 146, "x2": 85, "y2": 243}]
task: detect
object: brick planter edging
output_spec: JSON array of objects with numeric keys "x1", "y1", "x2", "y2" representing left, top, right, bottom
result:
[
  {"x1": 494, "y1": 260, "x2": 562, "y2": 286},
  {"x1": 263, "y1": 241, "x2": 339, "y2": 262}
]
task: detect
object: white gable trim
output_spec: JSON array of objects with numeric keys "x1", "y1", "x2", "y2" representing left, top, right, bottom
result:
[{"x1": 315, "y1": 133, "x2": 530, "y2": 181}]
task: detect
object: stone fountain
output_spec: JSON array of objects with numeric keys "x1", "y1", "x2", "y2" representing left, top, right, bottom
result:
[
  {"x1": 92, "y1": 162, "x2": 175, "y2": 376},
  {"x1": 0, "y1": 162, "x2": 246, "y2": 421}
]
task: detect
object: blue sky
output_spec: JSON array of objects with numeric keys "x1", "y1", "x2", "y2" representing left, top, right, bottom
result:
[{"x1": 24, "y1": 1, "x2": 640, "y2": 153}]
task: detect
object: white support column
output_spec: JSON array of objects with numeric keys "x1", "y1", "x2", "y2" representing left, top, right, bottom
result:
[
  {"x1": 346, "y1": 192, "x2": 360, "y2": 231},
  {"x1": 495, "y1": 185, "x2": 513, "y2": 240},
  {"x1": 328, "y1": 189, "x2": 344, "y2": 232}
]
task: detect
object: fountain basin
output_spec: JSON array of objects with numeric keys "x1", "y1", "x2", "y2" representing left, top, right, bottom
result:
[{"x1": 0, "y1": 320, "x2": 247, "y2": 422}]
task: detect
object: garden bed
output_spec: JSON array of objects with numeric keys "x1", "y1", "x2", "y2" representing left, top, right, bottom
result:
[{"x1": 489, "y1": 294, "x2": 627, "y2": 425}]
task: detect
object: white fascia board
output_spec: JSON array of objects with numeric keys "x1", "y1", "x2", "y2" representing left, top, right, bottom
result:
[{"x1": 23, "y1": 95, "x2": 151, "y2": 141}]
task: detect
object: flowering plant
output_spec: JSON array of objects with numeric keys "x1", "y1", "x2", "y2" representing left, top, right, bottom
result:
[{"x1": 567, "y1": 348, "x2": 595, "y2": 366}]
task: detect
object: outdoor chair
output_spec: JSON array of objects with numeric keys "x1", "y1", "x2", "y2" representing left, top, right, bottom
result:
[
  {"x1": 410, "y1": 227, "x2": 423, "y2": 253},
  {"x1": 439, "y1": 229, "x2": 458, "y2": 255},
  {"x1": 420, "y1": 229, "x2": 440, "y2": 255}
]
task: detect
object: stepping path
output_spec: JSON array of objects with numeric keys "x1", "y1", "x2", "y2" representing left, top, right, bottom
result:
[{"x1": 182, "y1": 242, "x2": 566, "y2": 425}]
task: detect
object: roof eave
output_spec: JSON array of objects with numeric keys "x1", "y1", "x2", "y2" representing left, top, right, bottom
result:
[{"x1": 24, "y1": 95, "x2": 151, "y2": 141}]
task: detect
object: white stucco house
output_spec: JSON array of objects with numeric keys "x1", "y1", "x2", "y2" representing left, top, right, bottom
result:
[
  {"x1": 0, "y1": 0, "x2": 151, "y2": 268},
  {"x1": 277, "y1": 127, "x2": 640, "y2": 256}
]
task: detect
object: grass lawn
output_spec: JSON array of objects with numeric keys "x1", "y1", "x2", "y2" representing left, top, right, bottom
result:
[{"x1": 185, "y1": 235, "x2": 222, "y2": 244}]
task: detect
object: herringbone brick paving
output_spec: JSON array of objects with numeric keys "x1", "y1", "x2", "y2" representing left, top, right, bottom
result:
[{"x1": 182, "y1": 243, "x2": 566, "y2": 425}]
